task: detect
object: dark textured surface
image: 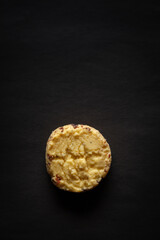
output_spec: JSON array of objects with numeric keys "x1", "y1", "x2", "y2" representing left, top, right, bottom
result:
[{"x1": 1, "y1": 1, "x2": 160, "y2": 239}]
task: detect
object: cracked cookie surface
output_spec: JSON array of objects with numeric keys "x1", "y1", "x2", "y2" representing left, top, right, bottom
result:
[{"x1": 46, "y1": 124, "x2": 111, "y2": 192}]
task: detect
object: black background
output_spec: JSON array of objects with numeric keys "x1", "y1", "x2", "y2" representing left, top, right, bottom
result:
[{"x1": 1, "y1": 1, "x2": 160, "y2": 239}]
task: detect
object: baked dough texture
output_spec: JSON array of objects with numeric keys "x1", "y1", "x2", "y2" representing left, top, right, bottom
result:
[{"x1": 46, "y1": 124, "x2": 111, "y2": 192}]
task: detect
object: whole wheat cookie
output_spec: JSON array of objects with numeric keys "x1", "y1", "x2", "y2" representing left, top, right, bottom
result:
[{"x1": 46, "y1": 124, "x2": 111, "y2": 192}]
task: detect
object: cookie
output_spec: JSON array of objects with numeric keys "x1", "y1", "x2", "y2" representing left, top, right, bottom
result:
[{"x1": 46, "y1": 124, "x2": 111, "y2": 192}]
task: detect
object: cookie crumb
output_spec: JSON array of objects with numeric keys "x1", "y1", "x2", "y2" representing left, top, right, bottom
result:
[
  {"x1": 47, "y1": 154, "x2": 54, "y2": 161},
  {"x1": 71, "y1": 124, "x2": 78, "y2": 129},
  {"x1": 59, "y1": 127, "x2": 64, "y2": 132},
  {"x1": 55, "y1": 174, "x2": 62, "y2": 184}
]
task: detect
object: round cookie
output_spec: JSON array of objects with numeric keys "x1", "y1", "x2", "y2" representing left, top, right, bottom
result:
[{"x1": 46, "y1": 124, "x2": 111, "y2": 192}]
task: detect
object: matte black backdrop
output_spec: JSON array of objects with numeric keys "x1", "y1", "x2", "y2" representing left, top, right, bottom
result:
[{"x1": 1, "y1": 1, "x2": 160, "y2": 239}]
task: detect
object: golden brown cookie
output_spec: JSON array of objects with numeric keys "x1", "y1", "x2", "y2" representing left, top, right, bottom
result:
[{"x1": 46, "y1": 124, "x2": 111, "y2": 192}]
